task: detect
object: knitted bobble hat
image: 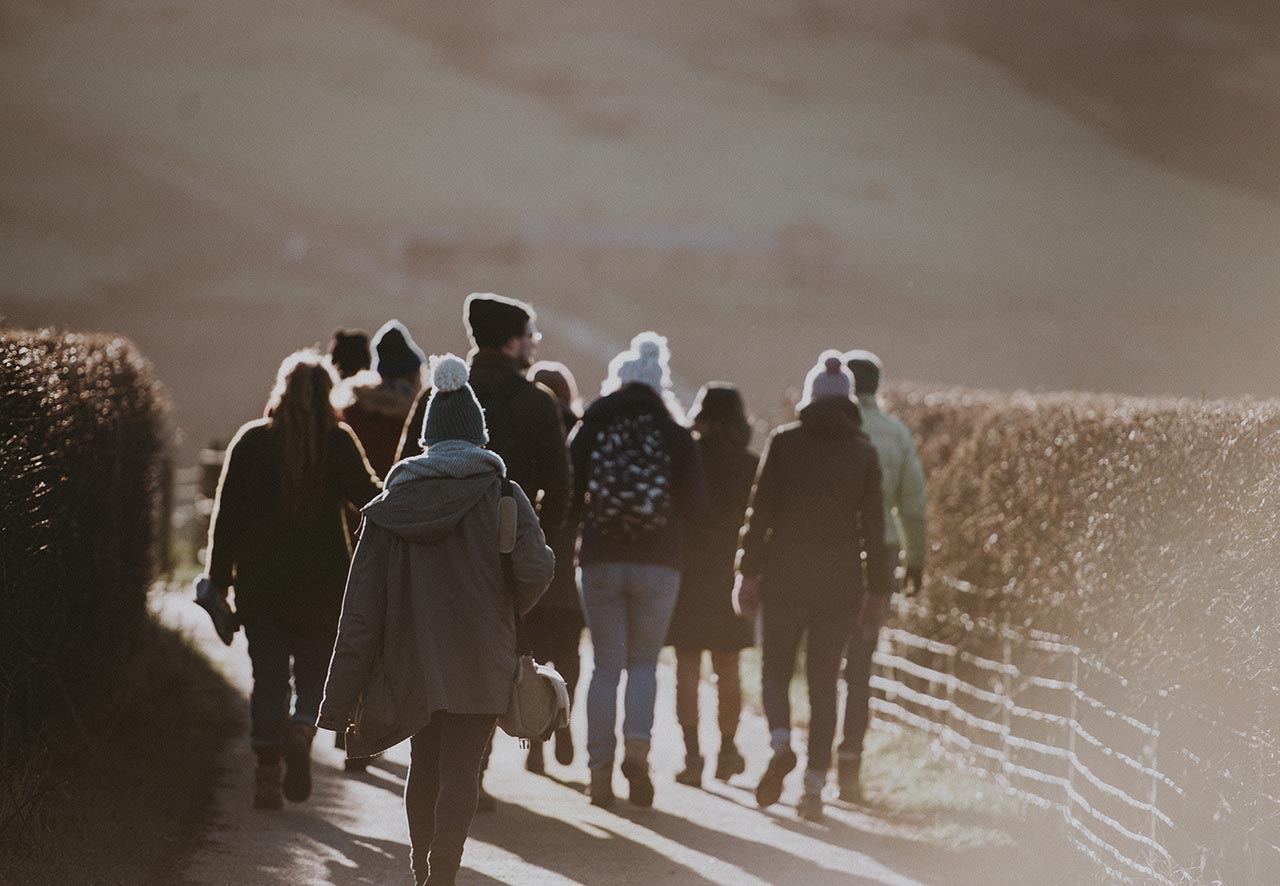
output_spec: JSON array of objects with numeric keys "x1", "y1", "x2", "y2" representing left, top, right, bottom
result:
[
  {"x1": 421, "y1": 354, "x2": 489, "y2": 446},
  {"x1": 608, "y1": 331, "x2": 670, "y2": 394},
  {"x1": 800, "y1": 349, "x2": 853, "y2": 407}
]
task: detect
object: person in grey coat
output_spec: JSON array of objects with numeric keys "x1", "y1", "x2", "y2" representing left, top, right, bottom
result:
[{"x1": 318, "y1": 354, "x2": 554, "y2": 886}]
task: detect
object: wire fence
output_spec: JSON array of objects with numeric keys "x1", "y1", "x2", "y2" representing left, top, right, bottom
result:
[{"x1": 871, "y1": 583, "x2": 1280, "y2": 885}]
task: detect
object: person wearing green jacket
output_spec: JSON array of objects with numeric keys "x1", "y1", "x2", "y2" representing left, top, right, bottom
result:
[{"x1": 837, "y1": 349, "x2": 927, "y2": 803}]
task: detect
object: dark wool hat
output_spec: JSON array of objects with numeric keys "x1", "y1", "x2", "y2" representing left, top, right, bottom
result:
[
  {"x1": 373, "y1": 319, "x2": 425, "y2": 378},
  {"x1": 690, "y1": 383, "x2": 751, "y2": 446},
  {"x1": 421, "y1": 354, "x2": 489, "y2": 446},
  {"x1": 465, "y1": 292, "x2": 534, "y2": 349},
  {"x1": 328, "y1": 328, "x2": 371, "y2": 379}
]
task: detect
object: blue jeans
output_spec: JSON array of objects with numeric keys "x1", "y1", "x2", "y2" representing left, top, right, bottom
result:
[
  {"x1": 579, "y1": 562, "x2": 681, "y2": 770},
  {"x1": 244, "y1": 618, "x2": 332, "y2": 752}
]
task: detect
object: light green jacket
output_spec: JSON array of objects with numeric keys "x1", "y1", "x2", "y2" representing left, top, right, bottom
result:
[{"x1": 857, "y1": 394, "x2": 927, "y2": 568}]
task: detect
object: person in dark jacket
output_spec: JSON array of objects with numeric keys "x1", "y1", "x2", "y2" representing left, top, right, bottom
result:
[
  {"x1": 734, "y1": 351, "x2": 892, "y2": 823},
  {"x1": 204, "y1": 349, "x2": 381, "y2": 810},
  {"x1": 395, "y1": 293, "x2": 571, "y2": 809},
  {"x1": 522, "y1": 360, "x2": 584, "y2": 774},
  {"x1": 335, "y1": 320, "x2": 425, "y2": 480},
  {"x1": 569, "y1": 332, "x2": 708, "y2": 809},
  {"x1": 328, "y1": 328, "x2": 372, "y2": 379},
  {"x1": 667, "y1": 383, "x2": 758, "y2": 788},
  {"x1": 319, "y1": 354, "x2": 554, "y2": 886}
]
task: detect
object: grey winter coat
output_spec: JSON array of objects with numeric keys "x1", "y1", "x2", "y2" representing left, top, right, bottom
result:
[{"x1": 317, "y1": 442, "x2": 555, "y2": 757}]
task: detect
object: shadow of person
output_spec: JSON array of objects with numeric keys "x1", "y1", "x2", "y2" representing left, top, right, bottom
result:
[
  {"x1": 260, "y1": 812, "x2": 410, "y2": 886},
  {"x1": 466, "y1": 796, "x2": 723, "y2": 885}
]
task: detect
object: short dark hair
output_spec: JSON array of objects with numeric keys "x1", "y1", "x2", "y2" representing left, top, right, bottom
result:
[{"x1": 843, "y1": 350, "x2": 883, "y2": 395}]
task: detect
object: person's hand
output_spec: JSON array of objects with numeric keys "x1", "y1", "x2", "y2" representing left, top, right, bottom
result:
[
  {"x1": 902, "y1": 566, "x2": 923, "y2": 595},
  {"x1": 732, "y1": 573, "x2": 762, "y2": 622},
  {"x1": 317, "y1": 711, "x2": 353, "y2": 733},
  {"x1": 859, "y1": 593, "x2": 890, "y2": 645}
]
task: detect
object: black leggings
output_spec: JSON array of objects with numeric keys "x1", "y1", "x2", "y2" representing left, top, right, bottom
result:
[{"x1": 406, "y1": 712, "x2": 497, "y2": 886}]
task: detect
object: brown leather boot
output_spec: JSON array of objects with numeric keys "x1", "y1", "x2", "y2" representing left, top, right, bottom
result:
[
  {"x1": 282, "y1": 722, "x2": 316, "y2": 802},
  {"x1": 588, "y1": 766, "x2": 616, "y2": 808}
]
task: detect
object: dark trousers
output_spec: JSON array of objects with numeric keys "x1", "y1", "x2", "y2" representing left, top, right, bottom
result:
[
  {"x1": 840, "y1": 545, "x2": 898, "y2": 760},
  {"x1": 407, "y1": 712, "x2": 497, "y2": 886},
  {"x1": 760, "y1": 595, "x2": 855, "y2": 774},
  {"x1": 244, "y1": 618, "x2": 333, "y2": 755}
]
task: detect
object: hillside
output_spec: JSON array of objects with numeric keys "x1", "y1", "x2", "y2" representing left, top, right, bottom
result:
[{"x1": 1, "y1": 0, "x2": 1277, "y2": 458}]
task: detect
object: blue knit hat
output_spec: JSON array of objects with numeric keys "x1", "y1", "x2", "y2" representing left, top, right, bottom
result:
[
  {"x1": 799, "y1": 349, "x2": 853, "y2": 408},
  {"x1": 420, "y1": 355, "x2": 489, "y2": 447}
]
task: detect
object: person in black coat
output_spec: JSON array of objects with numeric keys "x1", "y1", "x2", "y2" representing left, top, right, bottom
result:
[
  {"x1": 666, "y1": 384, "x2": 757, "y2": 788},
  {"x1": 522, "y1": 360, "x2": 585, "y2": 774}
]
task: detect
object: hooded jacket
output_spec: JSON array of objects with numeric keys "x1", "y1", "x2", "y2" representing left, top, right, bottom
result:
[
  {"x1": 737, "y1": 397, "x2": 893, "y2": 605},
  {"x1": 335, "y1": 371, "x2": 421, "y2": 479},
  {"x1": 317, "y1": 441, "x2": 555, "y2": 757},
  {"x1": 396, "y1": 349, "x2": 571, "y2": 532}
]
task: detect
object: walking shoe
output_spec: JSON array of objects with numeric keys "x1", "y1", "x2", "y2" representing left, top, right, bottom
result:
[
  {"x1": 588, "y1": 767, "x2": 616, "y2": 808},
  {"x1": 621, "y1": 739, "x2": 655, "y2": 808},
  {"x1": 282, "y1": 722, "x2": 316, "y2": 802},
  {"x1": 837, "y1": 755, "x2": 862, "y2": 803},
  {"x1": 253, "y1": 763, "x2": 283, "y2": 810},
  {"x1": 675, "y1": 753, "x2": 704, "y2": 788},
  {"x1": 526, "y1": 740, "x2": 546, "y2": 775},
  {"x1": 714, "y1": 746, "x2": 746, "y2": 781},
  {"x1": 755, "y1": 747, "x2": 798, "y2": 808},
  {"x1": 797, "y1": 791, "x2": 825, "y2": 822},
  {"x1": 554, "y1": 724, "x2": 575, "y2": 766}
]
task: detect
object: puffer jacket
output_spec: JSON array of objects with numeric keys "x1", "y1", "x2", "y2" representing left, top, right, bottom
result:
[{"x1": 317, "y1": 441, "x2": 555, "y2": 757}]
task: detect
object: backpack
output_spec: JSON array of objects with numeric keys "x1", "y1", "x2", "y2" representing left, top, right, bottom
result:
[{"x1": 586, "y1": 411, "x2": 673, "y2": 541}]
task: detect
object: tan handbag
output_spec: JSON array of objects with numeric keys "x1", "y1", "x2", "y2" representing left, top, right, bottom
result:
[{"x1": 495, "y1": 478, "x2": 571, "y2": 743}]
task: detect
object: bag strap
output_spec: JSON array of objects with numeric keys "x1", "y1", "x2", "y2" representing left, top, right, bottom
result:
[{"x1": 499, "y1": 477, "x2": 532, "y2": 655}]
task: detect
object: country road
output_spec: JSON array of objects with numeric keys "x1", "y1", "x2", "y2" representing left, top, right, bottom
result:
[{"x1": 151, "y1": 586, "x2": 1073, "y2": 886}]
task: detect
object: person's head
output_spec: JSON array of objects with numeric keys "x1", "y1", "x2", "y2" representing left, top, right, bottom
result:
[
  {"x1": 265, "y1": 349, "x2": 339, "y2": 513},
  {"x1": 689, "y1": 383, "x2": 751, "y2": 448},
  {"x1": 420, "y1": 354, "x2": 489, "y2": 448},
  {"x1": 799, "y1": 349, "x2": 853, "y2": 409},
  {"x1": 529, "y1": 360, "x2": 579, "y2": 410},
  {"x1": 843, "y1": 349, "x2": 883, "y2": 396},
  {"x1": 465, "y1": 293, "x2": 540, "y2": 369},
  {"x1": 371, "y1": 319, "x2": 425, "y2": 383},
  {"x1": 328, "y1": 328, "x2": 371, "y2": 379},
  {"x1": 603, "y1": 332, "x2": 671, "y2": 397}
]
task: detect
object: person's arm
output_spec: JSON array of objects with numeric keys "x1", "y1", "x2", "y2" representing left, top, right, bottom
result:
[
  {"x1": 509, "y1": 481, "x2": 555, "y2": 615},
  {"x1": 318, "y1": 525, "x2": 391, "y2": 730},
  {"x1": 896, "y1": 429, "x2": 928, "y2": 576},
  {"x1": 394, "y1": 390, "x2": 430, "y2": 463},
  {"x1": 858, "y1": 448, "x2": 892, "y2": 597},
  {"x1": 336, "y1": 423, "x2": 382, "y2": 509},
  {"x1": 566, "y1": 420, "x2": 592, "y2": 528},
  {"x1": 533, "y1": 392, "x2": 571, "y2": 533},
  {"x1": 205, "y1": 426, "x2": 255, "y2": 591},
  {"x1": 736, "y1": 431, "x2": 781, "y2": 578}
]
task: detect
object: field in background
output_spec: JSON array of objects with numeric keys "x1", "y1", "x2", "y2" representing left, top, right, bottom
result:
[{"x1": 2, "y1": 0, "x2": 1279, "y2": 461}]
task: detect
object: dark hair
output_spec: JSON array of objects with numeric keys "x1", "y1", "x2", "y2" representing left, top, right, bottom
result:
[
  {"x1": 328, "y1": 328, "x2": 371, "y2": 379},
  {"x1": 689, "y1": 383, "x2": 751, "y2": 448},
  {"x1": 846, "y1": 358, "x2": 881, "y2": 395}
]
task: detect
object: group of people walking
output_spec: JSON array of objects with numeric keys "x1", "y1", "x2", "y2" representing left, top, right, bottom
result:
[{"x1": 202, "y1": 292, "x2": 927, "y2": 885}]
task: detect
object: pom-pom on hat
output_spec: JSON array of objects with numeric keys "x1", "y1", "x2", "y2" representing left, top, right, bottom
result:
[
  {"x1": 605, "y1": 331, "x2": 671, "y2": 395},
  {"x1": 465, "y1": 293, "x2": 534, "y2": 349},
  {"x1": 799, "y1": 349, "x2": 853, "y2": 407},
  {"x1": 372, "y1": 319, "x2": 425, "y2": 378},
  {"x1": 421, "y1": 354, "x2": 489, "y2": 446},
  {"x1": 328, "y1": 328, "x2": 371, "y2": 379}
]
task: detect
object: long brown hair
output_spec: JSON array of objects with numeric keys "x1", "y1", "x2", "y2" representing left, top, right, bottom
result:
[{"x1": 265, "y1": 349, "x2": 338, "y2": 515}]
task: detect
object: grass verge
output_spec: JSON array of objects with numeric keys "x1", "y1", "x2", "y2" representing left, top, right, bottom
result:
[{"x1": 0, "y1": 614, "x2": 242, "y2": 885}]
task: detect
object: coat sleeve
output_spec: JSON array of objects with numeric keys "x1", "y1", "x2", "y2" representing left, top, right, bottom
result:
[
  {"x1": 566, "y1": 420, "x2": 592, "y2": 528},
  {"x1": 510, "y1": 482, "x2": 555, "y2": 616},
  {"x1": 336, "y1": 423, "x2": 383, "y2": 508},
  {"x1": 895, "y1": 428, "x2": 928, "y2": 570},
  {"x1": 205, "y1": 425, "x2": 255, "y2": 590},
  {"x1": 677, "y1": 431, "x2": 710, "y2": 528},
  {"x1": 318, "y1": 525, "x2": 391, "y2": 730},
  {"x1": 736, "y1": 431, "x2": 781, "y2": 578},
  {"x1": 394, "y1": 389, "x2": 430, "y2": 463},
  {"x1": 532, "y1": 390, "x2": 571, "y2": 533},
  {"x1": 858, "y1": 448, "x2": 894, "y2": 597}
]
